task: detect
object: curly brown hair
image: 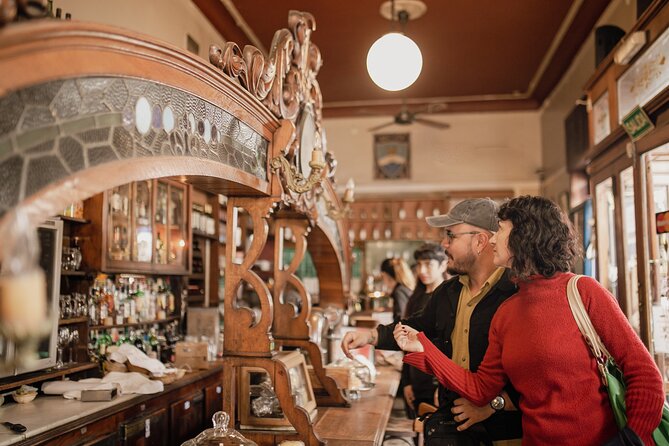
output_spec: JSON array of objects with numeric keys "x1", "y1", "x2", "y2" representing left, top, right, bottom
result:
[{"x1": 498, "y1": 195, "x2": 581, "y2": 279}]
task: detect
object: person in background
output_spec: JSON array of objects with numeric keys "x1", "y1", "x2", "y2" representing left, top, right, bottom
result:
[
  {"x1": 380, "y1": 257, "x2": 415, "y2": 323},
  {"x1": 396, "y1": 195, "x2": 664, "y2": 445},
  {"x1": 343, "y1": 198, "x2": 522, "y2": 445},
  {"x1": 402, "y1": 243, "x2": 447, "y2": 418}
]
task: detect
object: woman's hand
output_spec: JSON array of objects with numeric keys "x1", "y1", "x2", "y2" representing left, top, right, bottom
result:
[{"x1": 394, "y1": 323, "x2": 424, "y2": 352}]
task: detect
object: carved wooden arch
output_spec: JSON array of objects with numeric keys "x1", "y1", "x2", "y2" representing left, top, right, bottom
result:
[{"x1": 0, "y1": 19, "x2": 285, "y2": 236}]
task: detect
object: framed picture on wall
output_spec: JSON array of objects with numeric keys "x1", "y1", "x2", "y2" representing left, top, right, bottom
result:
[{"x1": 374, "y1": 133, "x2": 410, "y2": 179}]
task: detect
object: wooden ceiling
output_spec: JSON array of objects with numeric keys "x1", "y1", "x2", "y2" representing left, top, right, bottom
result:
[{"x1": 194, "y1": 0, "x2": 611, "y2": 117}]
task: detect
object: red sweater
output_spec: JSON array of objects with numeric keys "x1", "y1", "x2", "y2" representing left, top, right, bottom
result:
[{"x1": 404, "y1": 272, "x2": 664, "y2": 445}]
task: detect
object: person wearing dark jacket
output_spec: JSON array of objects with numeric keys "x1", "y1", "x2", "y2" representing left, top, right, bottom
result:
[
  {"x1": 401, "y1": 243, "x2": 446, "y2": 418},
  {"x1": 343, "y1": 198, "x2": 522, "y2": 444},
  {"x1": 380, "y1": 257, "x2": 415, "y2": 323}
]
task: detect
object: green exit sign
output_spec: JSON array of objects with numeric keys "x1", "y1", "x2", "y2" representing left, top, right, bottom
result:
[{"x1": 622, "y1": 106, "x2": 654, "y2": 141}]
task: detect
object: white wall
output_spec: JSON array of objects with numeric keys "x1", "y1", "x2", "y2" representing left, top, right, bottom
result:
[
  {"x1": 324, "y1": 111, "x2": 542, "y2": 197},
  {"x1": 540, "y1": 0, "x2": 637, "y2": 203},
  {"x1": 55, "y1": 0, "x2": 225, "y2": 60}
]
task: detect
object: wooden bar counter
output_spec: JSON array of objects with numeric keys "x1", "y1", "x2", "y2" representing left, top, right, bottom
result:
[
  {"x1": 314, "y1": 366, "x2": 401, "y2": 446},
  {"x1": 0, "y1": 364, "x2": 224, "y2": 446}
]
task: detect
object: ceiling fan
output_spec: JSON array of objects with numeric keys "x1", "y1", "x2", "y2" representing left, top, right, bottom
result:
[{"x1": 368, "y1": 102, "x2": 450, "y2": 132}]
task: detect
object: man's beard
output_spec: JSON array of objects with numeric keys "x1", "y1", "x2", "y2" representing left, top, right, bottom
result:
[{"x1": 446, "y1": 250, "x2": 476, "y2": 276}]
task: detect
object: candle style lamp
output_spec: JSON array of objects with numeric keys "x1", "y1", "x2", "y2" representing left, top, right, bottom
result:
[{"x1": 326, "y1": 178, "x2": 355, "y2": 220}]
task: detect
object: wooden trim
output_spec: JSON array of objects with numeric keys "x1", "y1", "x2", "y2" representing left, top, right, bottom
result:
[
  {"x1": 584, "y1": 0, "x2": 669, "y2": 91},
  {"x1": 532, "y1": 0, "x2": 611, "y2": 104},
  {"x1": 0, "y1": 21, "x2": 279, "y2": 139},
  {"x1": 191, "y1": 0, "x2": 252, "y2": 48}
]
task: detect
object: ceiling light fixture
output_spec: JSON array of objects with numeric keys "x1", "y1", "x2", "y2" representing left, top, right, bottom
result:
[{"x1": 366, "y1": 0, "x2": 426, "y2": 91}]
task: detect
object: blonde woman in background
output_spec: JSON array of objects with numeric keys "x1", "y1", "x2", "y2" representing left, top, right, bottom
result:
[{"x1": 380, "y1": 257, "x2": 416, "y2": 323}]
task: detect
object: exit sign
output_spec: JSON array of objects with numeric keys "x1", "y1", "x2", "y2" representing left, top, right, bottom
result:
[{"x1": 622, "y1": 106, "x2": 654, "y2": 141}]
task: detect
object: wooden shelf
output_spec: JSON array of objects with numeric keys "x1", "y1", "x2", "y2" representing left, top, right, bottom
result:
[
  {"x1": 192, "y1": 230, "x2": 217, "y2": 240},
  {"x1": 0, "y1": 362, "x2": 98, "y2": 392},
  {"x1": 89, "y1": 316, "x2": 179, "y2": 331},
  {"x1": 61, "y1": 270, "x2": 87, "y2": 276},
  {"x1": 59, "y1": 317, "x2": 89, "y2": 325},
  {"x1": 188, "y1": 273, "x2": 206, "y2": 280},
  {"x1": 57, "y1": 215, "x2": 89, "y2": 224}
]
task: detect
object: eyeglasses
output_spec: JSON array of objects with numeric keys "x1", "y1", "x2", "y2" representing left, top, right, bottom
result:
[{"x1": 442, "y1": 230, "x2": 480, "y2": 242}]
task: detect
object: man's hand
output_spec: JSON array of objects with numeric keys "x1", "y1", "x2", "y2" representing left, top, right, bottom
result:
[
  {"x1": 341, "y1": 330, "x2": 376, "y2": 359},
  {"x1": 450, "y1": 397, "x2": 495, "y2": 431},
  {"x1": 403, "y1": 385, "x2": 415, "y2": 408}
]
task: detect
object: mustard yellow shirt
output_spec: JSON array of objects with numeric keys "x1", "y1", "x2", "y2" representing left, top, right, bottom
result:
[{"x1": 450, "y1": 267, "x2": 505, "y2": 370}]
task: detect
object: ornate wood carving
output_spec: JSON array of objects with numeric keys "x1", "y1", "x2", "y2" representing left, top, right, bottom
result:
[
  {"x1": 272, "y1": 217, "x2": 348, "y2": 406},
  {"x1": 272, "y1": 217, "x2": 311, "y2": 340},
  {"x1": 222, "y1": 355, "x2": 324, "y2": 446},
  {"x1": 223, "y1": 197, "x2": 278, "y2": 357},
  {"x1": 209, "y1": 11, "x2": 321, "y2": 123}
]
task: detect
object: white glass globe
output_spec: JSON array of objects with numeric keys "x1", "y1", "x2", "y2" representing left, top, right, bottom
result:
[{"x1": 366, "y1": 32, "x2": 423, "y2": 91}]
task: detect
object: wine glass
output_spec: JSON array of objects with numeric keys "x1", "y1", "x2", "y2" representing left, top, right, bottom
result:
[
  {"x1": 55, "y1": 328, "x2": 69, "y2": 369},
  {"x1": 68, "y1": 330, "x2": 79, "y2": 364}
]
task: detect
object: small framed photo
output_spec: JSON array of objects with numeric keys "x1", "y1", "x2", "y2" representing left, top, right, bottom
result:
[{"x1": 374, "y1": 133, "x2": 410, "y2": 180}]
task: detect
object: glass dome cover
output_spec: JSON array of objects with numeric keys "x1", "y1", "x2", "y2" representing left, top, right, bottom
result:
[{"x1": 181, "y1": 411, "x2": 257, "y2": 446}]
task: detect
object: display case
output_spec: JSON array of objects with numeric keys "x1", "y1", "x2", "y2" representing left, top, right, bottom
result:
[
  {"x1": 238, "y1": 351, "x2": 316, "y2": 431},
  {"x1": 82, "y1": 178, "x2": 190, "y2": 274}
]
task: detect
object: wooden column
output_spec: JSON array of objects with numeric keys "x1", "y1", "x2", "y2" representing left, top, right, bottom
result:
[{"x1": 272, "y1": 217, "x2": 348, "y2": 407}]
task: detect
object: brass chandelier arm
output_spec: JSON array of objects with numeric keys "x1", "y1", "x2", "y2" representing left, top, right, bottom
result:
[{"x1": 270, "y1": 154, "x2": 325, "y2": 194}]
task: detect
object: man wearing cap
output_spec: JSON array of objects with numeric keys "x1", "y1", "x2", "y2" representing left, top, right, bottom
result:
[{"x1": 342, "y1": 198, "x2": 522, "y2": 445}]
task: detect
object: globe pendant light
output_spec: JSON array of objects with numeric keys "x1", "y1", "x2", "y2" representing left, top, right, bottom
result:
[{"x1": 367, "y1": 0, "x2": 426, "y2": 91}]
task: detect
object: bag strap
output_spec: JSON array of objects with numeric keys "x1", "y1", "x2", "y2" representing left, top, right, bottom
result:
[{"x1": 566, "y1": 275, "x2": 611, "y2": 387}]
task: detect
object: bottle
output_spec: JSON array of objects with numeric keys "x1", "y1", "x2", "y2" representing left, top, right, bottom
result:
[{"x1": 155, "y1": 233, "x2": 165, "y2": 264}]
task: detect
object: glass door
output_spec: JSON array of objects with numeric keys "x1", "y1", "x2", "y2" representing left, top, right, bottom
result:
[
  {"x1": 155, "y1": 181, "x2": 168, "y2": 265},
  {"x1": 132, "y1": 180, "x2": 153, "y2": 263},
  {"x1": 620, "y1": 166, "x2": 640, "y2": 334},
  {"x1": 643, "y1": 143, "x2": 669, "y2": 387},
  {"x1": 595, "y1": 178, "x2": 618, "y2": 298},
  {"x1": 107, "y1": 184, "x2": 131, "y2": 262},
  {"x1": 167, "y1": 182, "x2": 187, "y2": 268}
]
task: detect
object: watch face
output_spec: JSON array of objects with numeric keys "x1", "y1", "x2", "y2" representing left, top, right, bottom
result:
[{"x1": 491, "y1": 396, "x2": 505, "y2": 410}]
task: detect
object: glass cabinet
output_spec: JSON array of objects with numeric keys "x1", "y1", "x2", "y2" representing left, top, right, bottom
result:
[
  {"x1": 643, "y1": 143, "x2": 669, "y2": 382},
  {"x1": 100, "y1": 178, "x2": 189, "y2": 274}
]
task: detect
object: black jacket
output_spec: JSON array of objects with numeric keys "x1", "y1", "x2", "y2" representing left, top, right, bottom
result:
[
  {"x1": 377, "y1": 270, "x2": 523, "y2": 440},
  {"x1": 401, "y1": 287, "x2": 438, "y2": 402}
]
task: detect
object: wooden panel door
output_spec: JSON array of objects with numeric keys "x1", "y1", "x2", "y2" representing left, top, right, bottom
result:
[
  {"x1": 120, "y1": 408, "x2": 168, "y2": 446},
  {"x1": 170, "y1": 391, "x2": 204, "y2": 444}
]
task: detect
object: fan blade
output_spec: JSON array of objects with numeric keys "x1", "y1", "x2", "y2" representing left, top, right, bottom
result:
[
  {"x1": 368, "y1": 122, "x2": 396, "y2": 132},
  {"x1": 413, "y1": 117, "x2": 450, "y2": 129}
]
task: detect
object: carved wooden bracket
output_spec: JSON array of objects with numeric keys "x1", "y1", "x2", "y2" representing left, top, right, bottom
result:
[
  {"x1": 223, "y1": 197, "x2": 279, "y2": 357},
  {"x1": 272, "y1": 218, "x2": 311, "y2": 340}
]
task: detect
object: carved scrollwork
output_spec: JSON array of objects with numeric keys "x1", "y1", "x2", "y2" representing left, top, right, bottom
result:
[
  {"x1": 1, "y1": 0, "x2": 50, "y2": 27},
  {"x1": 209, "y1": 10, "x2": 321, "y2": 124}
]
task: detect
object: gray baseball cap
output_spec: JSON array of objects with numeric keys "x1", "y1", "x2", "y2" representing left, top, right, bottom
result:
[{"x1": 426, "y1": 198, "x2": 499, "y2": 232}]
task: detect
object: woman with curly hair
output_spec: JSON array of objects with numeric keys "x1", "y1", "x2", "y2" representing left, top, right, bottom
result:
[{"x1": 395, "y1": 196, "x2": 664, "y2": 445}]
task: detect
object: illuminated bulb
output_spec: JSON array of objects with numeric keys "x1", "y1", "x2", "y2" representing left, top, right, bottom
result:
[{"x1": 367, "y1": 33, "x2": 422, "y2": 91}]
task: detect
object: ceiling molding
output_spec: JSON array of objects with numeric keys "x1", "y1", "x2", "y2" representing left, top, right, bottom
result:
[
  {"x1": 191, "y1": 0, "x2": 250, "y2": 47},
  {"x1": 219, "y1": 0, "x2": 267, "y2": 55},
  {"x1": 198, "y1": 0, "x2": 612, "y2": 117}
]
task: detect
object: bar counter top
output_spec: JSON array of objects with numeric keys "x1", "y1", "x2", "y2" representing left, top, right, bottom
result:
[
  {"x1": 0, "y1": 364, "x2": 223, "y2": 446},
  {"x1": 314, "y1": 365, "x2": 401, "y2": 446}
]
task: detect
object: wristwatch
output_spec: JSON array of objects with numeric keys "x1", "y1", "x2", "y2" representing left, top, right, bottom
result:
[{"x1": 490, "y1": 395, "x2": 505, "y2": 412}]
